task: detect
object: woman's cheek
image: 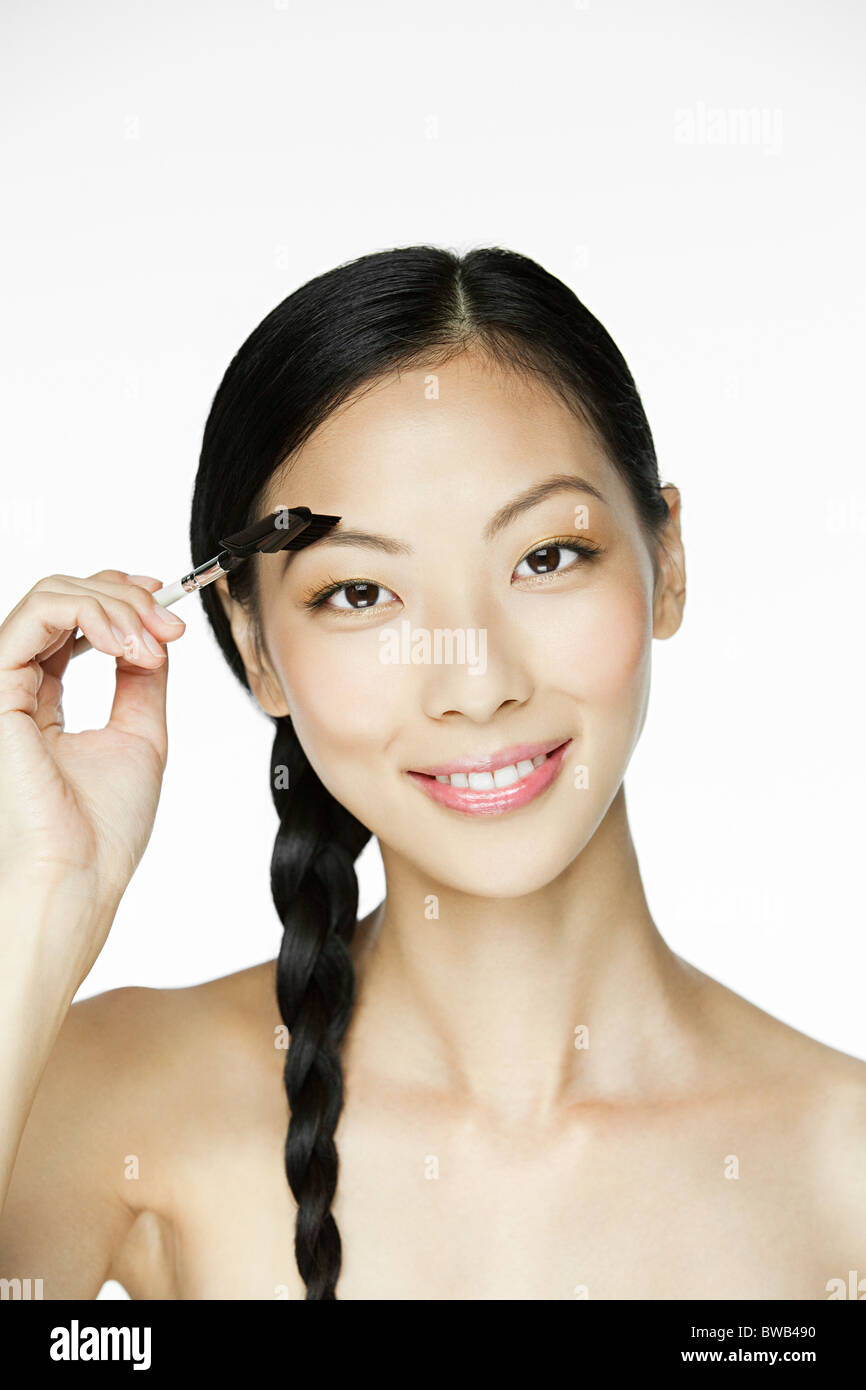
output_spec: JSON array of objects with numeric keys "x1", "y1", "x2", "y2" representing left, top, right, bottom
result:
[
  {"x1": 274, "y1": 627, "x2": 402, "y2": 765},
  {"x1": 522, "y1": 581, "x2": 651, "y2": 705}
]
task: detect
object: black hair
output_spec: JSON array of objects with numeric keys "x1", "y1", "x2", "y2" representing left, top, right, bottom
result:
[{"x1": 189, "y1": 244, "x2": 671, "y2": 1298}]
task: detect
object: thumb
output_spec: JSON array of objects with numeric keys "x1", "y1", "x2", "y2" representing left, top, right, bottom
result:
[{"x1": 107, "y1": 644, "x2": 169, "y2": 761}]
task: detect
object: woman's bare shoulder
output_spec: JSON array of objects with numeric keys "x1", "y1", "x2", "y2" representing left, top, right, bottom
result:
[
  {"x1": 681, "y1": 956, "x2": 866, "y2": 1232},
  {"x1": 1, "y1": 960, "x2": 282, "y2": 1299},
  {"x1": 76, "y1": 956, "x2": 285, "y2": 1090},
  {"x1": 680, "y1": 954, "x2": 863, "y2": 1092}
]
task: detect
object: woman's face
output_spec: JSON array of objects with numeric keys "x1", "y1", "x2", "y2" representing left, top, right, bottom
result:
[{"x1": 227, "y1": 351, "x2": 683, "y2": 898}]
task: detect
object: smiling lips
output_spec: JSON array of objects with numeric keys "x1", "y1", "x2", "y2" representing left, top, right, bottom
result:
[{"x1": 405, "y1": 738, "x2": 573, "y2": 816}]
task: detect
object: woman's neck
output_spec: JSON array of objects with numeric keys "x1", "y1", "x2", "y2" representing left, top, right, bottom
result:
[{"x1": 346, "y1": 785, "x2": 709, "y2": 1129}]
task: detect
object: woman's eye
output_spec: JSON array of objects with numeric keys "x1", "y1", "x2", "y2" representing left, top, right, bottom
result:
[
  {"x1": 319, "y1": 581, "x2": 397, "y2": 614},
  {"x1": 305, "y1": 539, "x2": 601, "y2": 614},
  {"x1": 513, "y1": 540, "x2": 595, "y2": 580}
]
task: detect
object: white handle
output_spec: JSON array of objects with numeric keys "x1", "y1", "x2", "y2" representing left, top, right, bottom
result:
[{"x1": 153, "y1": 579, "x2": 187, "y2": 606}]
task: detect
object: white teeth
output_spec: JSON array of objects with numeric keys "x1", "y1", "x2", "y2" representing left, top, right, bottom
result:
[
  {"x1": 431, "y1": 752, "x2": 550, "y2": 790},
  {"x1": 468, "y1": 770, "x2": 496, "y2": 790}
]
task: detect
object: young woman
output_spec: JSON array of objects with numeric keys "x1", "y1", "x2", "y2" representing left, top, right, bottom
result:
[{"x1": 1, "y1": 246, "x2": 863, "y2": 1301}]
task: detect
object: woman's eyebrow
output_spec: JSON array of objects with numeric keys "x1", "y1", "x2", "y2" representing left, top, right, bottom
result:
[
  {"x1": 277, "y1": 524, "x2": 409, "y2": 565},
  {"x1": 483, "y1": 473, "x2": 608, "y2": 541},
  {"x1": 304, "y1": 530, "x2": 413, "y2": 556},
  {"x1": 287, "y1": 473, "x2": 608, "y2": 560}
]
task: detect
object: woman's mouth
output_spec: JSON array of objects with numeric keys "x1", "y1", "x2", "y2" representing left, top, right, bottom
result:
[{"x1": 404, "y1": 739, "x2": 573, "y2": 817}]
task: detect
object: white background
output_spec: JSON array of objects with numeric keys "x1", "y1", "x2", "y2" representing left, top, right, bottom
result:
[{"x1": 1, "y1": 2, "x2": 863, "y2": 1300}]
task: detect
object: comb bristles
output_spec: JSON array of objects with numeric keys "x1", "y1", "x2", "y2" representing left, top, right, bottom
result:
[
  {"x1": 220, "y1": 508, "x2": 340, "y2": 559},
  {"x1": 282, "y1": 513, "x2": 341, "y2": 550}
]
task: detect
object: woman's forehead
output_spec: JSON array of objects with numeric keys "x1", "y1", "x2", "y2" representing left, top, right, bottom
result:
[{"x1": 258, "y1": 359, "x2": 615, "y2": 514}]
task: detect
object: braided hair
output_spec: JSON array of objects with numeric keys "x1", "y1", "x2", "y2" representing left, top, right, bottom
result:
[
  {"x1": 269, "y1": 715, "x2": 370, "y2": 1298},
  {"x1": 189, "y1": 245, "x2": 669, "y2": 1297}
]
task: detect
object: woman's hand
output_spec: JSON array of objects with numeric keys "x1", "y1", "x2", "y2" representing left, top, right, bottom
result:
[{"x1": 0, "y1": 570, "x2": 186, "y2": 978}]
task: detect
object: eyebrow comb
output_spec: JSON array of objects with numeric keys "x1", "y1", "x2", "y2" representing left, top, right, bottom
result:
[{"x1": 70, "y1": 506, "x2": 341, "y2": 658}]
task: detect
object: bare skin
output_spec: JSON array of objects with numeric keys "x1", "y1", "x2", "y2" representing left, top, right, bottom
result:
[
  {"x1": 1, "y1": 349, "x2": 864, "y2": 1300},
  {"x1": 3, "y1": 911, "x2": 864, "y2": 1301}
]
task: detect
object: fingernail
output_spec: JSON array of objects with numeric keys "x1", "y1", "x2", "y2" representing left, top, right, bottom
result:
[
  {"x1": 157, "y1": 606, "x2": 184, "y2": 626},
  {"x1": 142, "y1": 629, "x2": 165, "y2": 657},
  {"x1": 126, "y1": 574, "x2": 162, "y2": 587}
]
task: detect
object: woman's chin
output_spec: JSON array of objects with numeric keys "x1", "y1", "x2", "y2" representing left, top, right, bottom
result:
[{"x1": 377, "y1": 836, "x2": 584, "y2": 901}]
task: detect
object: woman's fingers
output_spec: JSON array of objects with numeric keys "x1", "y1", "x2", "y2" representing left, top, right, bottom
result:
[
  {"x1": 0, "y1": 589, "x2": 127, "y2": 704},
  {"x1": 64, "y1": 574, "x2": 177, "y2": 758},
  {"x1": 61, "y1": 574, "x2": 186, "y2": 652},
  {"x1": 0, "y1": 573, "x2": 188, "y2": 731},
  {"x1": 37, "y1": 575, "x2": 168, "y2": 678},
  {"x1": 36, "y1": 575, "x2": 184, "y2": 668}
]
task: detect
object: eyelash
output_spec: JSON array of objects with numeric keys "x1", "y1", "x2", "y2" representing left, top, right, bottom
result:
[{"x1": 301, "y1": 536, "x2": 604, "y2": 614}]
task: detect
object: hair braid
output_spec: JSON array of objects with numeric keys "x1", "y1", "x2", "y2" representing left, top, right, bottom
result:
[{"x1": 269, "y1": 714, "x2": 372, "y2": 1299}]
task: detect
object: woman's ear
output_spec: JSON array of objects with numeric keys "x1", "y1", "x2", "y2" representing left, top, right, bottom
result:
[
  {"x1": 213, "y1": 575, "x2": 290, "y2": 717},
  {"x1": 652, "y1": 486, "x2": 686, "y2": 639}
]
